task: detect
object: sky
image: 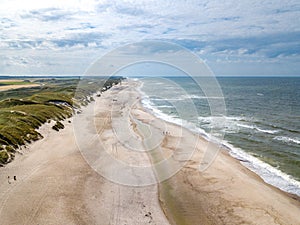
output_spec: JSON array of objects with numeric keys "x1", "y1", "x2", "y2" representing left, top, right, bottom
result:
[{"x1": 0, "y1": 0, "x2": 300, "y2": 76}]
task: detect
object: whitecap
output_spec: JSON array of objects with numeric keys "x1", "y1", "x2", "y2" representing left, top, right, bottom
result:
[
  {"x1": 274, "y1": 136, "x2": 300, "y2": 145},
  {"x1": 237, "y1": 123, "x2": 279, "y2": 134}
]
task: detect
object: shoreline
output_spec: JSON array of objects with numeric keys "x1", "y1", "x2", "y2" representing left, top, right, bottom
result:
[
  {"x1": 138, "y1": 79, "x2": 300, "y2": 198},
  {"x1": 131, "y1": 79, "x2": 300, "y2": 224},
  {"x1": 0, "y1": 79, "x2": 299, "y2": 224}
]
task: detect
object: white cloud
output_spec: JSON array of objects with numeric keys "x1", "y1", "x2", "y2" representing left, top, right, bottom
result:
[{"x1": 0, "y1": 0, "x2": 299, "y2": 75}]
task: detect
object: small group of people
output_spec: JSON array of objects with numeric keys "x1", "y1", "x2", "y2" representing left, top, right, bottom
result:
[
  {"x1": 163, "y1": 131, "x2": 170, "y2": 135},
  {"x1": 7, "y1": 175, "x2": 17, "y2": 184}
]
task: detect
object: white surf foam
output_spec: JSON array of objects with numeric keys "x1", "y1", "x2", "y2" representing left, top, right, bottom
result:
[
  {"x1": 137, "y1": 79, "x2": 300, "y2": 197},
  {"x1": 222, "y1": 141, "x2": 300, "y2": 196},
  {"x1": 274, "y1": 136, "x2": 300, "y2": 145},
  {"x1": 197, "y1": 116, "x2": 279, "y2": 135},
  {"x1": 236, "y1": 123, "x2": 279, "y2": 134}
]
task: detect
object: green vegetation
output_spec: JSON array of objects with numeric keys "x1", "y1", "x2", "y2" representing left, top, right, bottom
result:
[
  {"x1": 0, "y1": 81, "x2": 33, "y2": 86},
  {"x1": 52, "y1": 121, "x2": 65, "y2": 131},
  {"x1": 0, "y1": 76, "x2": 123, "y2": 165},
  {"x1": 0, "y1": 150, "x2": 9, "y2": 164}
]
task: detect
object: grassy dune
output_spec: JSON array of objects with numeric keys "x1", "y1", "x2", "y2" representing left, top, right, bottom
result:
[{"x1": 0, "y1": 77, "x2": 122, "y2": 165}]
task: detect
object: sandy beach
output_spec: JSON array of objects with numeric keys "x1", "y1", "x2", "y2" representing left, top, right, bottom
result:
[
  {"x1": 0, "y1": 84, "x2": 40, "y2": 92},
  {"x1": 0, "y1": 79, "x2": 299, "y2": 225}
]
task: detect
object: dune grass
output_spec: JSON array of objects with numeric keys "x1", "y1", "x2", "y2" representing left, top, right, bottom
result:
[{"x1": 0, "y1": 77, "x2": 123, "y2": 165}]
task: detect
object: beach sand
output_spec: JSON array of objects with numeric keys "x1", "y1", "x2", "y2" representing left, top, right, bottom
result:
[
  {"x1": 0, "y1": 84, "x2": 40, "y2": 92},
  {"x1": 0, "y1": 79, "x2": 299, "y2": 224}
]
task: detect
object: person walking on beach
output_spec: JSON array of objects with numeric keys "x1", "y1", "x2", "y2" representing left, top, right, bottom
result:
[{"x1": 7, "y1": 176, "x2": 11, "y2": 184}]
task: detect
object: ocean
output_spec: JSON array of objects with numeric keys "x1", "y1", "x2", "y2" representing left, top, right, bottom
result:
[{"x1": 138, "y1": 76, "x2": 300, "y2": 196}]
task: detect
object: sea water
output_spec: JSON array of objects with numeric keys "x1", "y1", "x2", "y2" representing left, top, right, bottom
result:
[{"x1": 138, "y1": 76, "x2": 300, "y2": 196}]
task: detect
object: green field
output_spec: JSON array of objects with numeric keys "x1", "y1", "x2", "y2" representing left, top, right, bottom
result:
[
  {"x1": 0, "y1": 81, "x2": 33, "y2": 86},
  {"x1": 0, "y1": 77, "x2": 123, "y2": 165}
]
